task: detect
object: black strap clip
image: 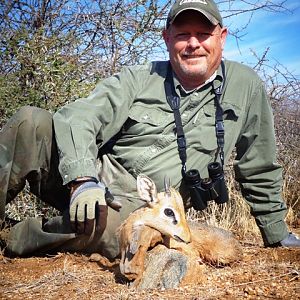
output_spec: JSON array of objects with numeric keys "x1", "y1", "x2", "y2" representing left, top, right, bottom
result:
[
  {"x1": 167, "y1": 95, "x2": 180, "y2": 111},
  {"x1": 177, "y1": 135, "x2": 186, "y2": 149},
  {"x1": 215, "y1": 120, "x2": 225, "y2": 147}
]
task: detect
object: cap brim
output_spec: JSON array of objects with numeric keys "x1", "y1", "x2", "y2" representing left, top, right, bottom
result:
[{"x1": 170, "y1": 8, "x2": 219, "y2": 26}]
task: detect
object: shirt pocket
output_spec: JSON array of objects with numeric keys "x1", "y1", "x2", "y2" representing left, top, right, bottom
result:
[
  {"x1": 190, "y1": 102, "x2": 241, "y2": 153},
  {"x1": 203, "y1": 102, "x2": 240, "y2": 120},
  {"x1": 190, "y1": 104, "x2": 217, "y2": 152},
  {"x1": 222, "y1": 102, "x2": 241, "y2": 122},
  {"x1": 123, "y1": 104, "x2": 171, "y2": 136}
]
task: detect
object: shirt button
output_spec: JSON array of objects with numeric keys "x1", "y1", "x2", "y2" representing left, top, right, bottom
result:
[
  {"x1": 182, "y1": 113, "x2": 187, "y2": 118},
  {"x1": 194, "y1": 92, "x2": 198, "y2": 96},
  {"x1": 151, "y1": 148, "x2": 157, "y2": 153}
]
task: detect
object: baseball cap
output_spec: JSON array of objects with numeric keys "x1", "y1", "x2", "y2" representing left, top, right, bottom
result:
[{"x1": 166, "y1": 0, "x2": 223, "y2": 28}]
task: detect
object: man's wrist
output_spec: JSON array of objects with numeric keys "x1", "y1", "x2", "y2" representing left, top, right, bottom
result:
[
  {"x1": 71, "y1": 176, "x2": 99, "y2": 184},
  {"x1": 68, "y1": 176, "x2": 99, "y2": 194}
]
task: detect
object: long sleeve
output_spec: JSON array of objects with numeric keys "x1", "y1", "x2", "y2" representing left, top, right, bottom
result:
[
  {"x1": 234, "y1": 80, "x2": 288, "y2": 245},
  {"x1": 53, "y1": 67, "x2": 137, "y2": 184}
]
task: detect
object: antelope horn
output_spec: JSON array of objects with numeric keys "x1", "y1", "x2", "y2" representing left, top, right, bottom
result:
[{"x1": 164, "y1": 176, "x2": 171, "y2": 196}]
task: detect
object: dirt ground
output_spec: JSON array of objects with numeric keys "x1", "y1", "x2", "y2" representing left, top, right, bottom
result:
[{"x1": 1, "y1": 231, "x2": 299, "y2": 300}]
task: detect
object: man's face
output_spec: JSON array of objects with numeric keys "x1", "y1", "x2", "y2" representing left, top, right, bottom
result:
[{"x1": 163, "y1": 11, "x2": 227, "y2": 89}]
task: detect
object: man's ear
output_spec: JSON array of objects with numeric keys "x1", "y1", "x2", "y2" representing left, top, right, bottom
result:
[
  {"x1": 220, "y1": 27, "x2": 228, "y2": 50},
  {"x1": 162, "y1": 29, "x2": 170, "y2": 52}
]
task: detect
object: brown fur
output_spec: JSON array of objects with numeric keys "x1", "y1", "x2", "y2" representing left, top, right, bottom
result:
[
  {"x1": 118, "y1": 222, "x2": 163, "y2": 281},
  {"x1": 118, "y1": 175, "x2": 242, "y2": 288}
]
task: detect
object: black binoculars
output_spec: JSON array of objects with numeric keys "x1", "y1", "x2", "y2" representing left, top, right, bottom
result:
[{"x1": 184, "y1": 162, "x2": 228, "y2": 210}]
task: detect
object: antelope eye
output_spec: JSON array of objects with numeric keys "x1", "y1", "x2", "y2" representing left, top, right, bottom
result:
[{"x1": 164, "y1": 208, "x2": 175, "y2": 217}]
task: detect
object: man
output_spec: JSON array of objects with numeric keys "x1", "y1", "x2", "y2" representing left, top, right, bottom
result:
[{"x1": 0, "y1": 0, "x2": 299, "y2": 257}]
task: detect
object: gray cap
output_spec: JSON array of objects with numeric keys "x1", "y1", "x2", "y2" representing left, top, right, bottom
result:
[{"x1": 166, "y1": 0, "x2": 223, "y2": 28}]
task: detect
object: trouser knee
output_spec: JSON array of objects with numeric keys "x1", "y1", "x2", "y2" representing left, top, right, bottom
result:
[
  {"x1": 14, "y1": 106, "x2": 52, "y2": 140},
  {"x1": 0, "y1": 106, "x2": 56, "y2": 206},
  {"x1": 13, "y1": 106, "x2": 69, "y2": 210},
  {"x1": 5, "y1": 105, "x2": 54, "y2": 180}
]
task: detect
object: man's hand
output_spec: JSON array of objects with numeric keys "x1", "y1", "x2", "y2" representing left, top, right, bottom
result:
[{"x1": 69, "y1": 181, "x2": 108, "y2": 235}]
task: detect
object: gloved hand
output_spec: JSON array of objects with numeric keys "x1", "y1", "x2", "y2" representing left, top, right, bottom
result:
[{"x1": 69, "y1": 181, "x2": 108, "y2": 235}]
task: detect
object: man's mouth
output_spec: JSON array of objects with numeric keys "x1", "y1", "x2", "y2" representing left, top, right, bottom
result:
[{"x1": 182, "y1": 54, "x2": 205, "y2": 60}]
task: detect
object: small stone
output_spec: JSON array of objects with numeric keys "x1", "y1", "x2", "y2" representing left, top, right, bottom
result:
[{"x1": 89, "y1": 253, "x2": 102, "y2": 262}]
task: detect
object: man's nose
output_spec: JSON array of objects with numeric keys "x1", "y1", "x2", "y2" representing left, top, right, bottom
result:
[{"x1": 187, "y1": 36, "x2": 201, "y2": 49}]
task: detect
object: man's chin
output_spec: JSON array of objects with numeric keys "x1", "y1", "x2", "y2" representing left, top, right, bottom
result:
[{"x1": 181, "y1": 66, "x2": 207, "y2": 78}]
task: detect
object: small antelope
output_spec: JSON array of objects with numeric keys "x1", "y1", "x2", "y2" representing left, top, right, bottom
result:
[
  {"x1": 118, "y1": 174, "x2": 191, "y2": 282},
  {"x1": 118, "y1": 174, "x2": 242, "y2": 288}
]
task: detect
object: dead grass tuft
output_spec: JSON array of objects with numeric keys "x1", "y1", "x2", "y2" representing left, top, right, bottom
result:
[
  {"x1": 187, "y1": 164, "x2": 260, "y2": 241},
  {"x1": 5, "y1": 183, "x2": 59, "y2": 221},
  {"x1": 1, "y1": 247, "x2": 299, "y2": 300}
]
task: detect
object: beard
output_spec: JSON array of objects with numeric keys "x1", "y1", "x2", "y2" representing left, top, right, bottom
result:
[{"x1": 178, "y1": 57, "x2": 208, "y2": 80}]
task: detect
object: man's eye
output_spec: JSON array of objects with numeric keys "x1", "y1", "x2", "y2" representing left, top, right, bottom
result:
[
  {"x1": 176, "y1": 33, "x2": 189, "y2": 39},
  {"x1": 198, "y1": 32, "x2": 212, "y2": 38}
]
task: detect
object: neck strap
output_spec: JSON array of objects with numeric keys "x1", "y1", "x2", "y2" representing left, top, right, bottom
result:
[
  {"x1": 165, "y1": 65, "x2": 187, "y2": 176},
  {"x1": 164, "y1": 61, "x2": 226, "y2": 174},
  {"x1": 213, "y1": 61, "x2": 226, "y2": 166}
]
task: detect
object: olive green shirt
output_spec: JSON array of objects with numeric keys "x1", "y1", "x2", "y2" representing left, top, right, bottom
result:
[{"x1": 53, "y1": 59, "x2": 288, "y2": 245}]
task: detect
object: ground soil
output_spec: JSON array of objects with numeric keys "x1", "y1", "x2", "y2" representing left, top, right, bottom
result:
[{"x1": 1, "y1": 231, "x2": 299, "y2": 300}]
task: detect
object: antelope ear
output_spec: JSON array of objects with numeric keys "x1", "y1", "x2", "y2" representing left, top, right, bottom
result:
[{"x1": 137, "y1": 174, "x2": 158, "y2": 205}]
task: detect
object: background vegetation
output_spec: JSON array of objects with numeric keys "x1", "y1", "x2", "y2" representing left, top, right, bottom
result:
[{"x1": 1, "y1": 0, "x2": 299, "y2": 237}]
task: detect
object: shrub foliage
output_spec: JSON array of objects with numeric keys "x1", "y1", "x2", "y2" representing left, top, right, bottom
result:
[{"x1": 1, "y1": 0, "x2": 299, "y2": 226}]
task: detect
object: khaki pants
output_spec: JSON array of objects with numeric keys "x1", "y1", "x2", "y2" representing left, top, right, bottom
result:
[{"x1": 0, "y1": 106, "x2": 142, "y2": 258}]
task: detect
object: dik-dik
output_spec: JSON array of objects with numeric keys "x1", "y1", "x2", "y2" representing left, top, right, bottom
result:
[{"x1": 118, "y1": 174, "x2": 242, "y2": 289}]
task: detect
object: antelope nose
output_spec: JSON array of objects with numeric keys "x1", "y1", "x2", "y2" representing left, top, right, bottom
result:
[{"x1": 175, "y1": 230, "x2": 191, "y2": 244}]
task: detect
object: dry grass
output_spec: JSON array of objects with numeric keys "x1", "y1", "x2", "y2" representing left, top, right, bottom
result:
[
  {"x1": 5, "y1": 183, "x2": 59, "y2": 221},
  {"x1": 187, "y1": 165, "x2": 260, "y2": 242},
  {"x1": 1, "y1": 246, "x2": 299, "y2": 299},
  {"x1": 2, "y1": 255, "x2": 117, "y2": 296},
  {"x1": 282, "y1": 162, "x2": 300, "y2": 215}
]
